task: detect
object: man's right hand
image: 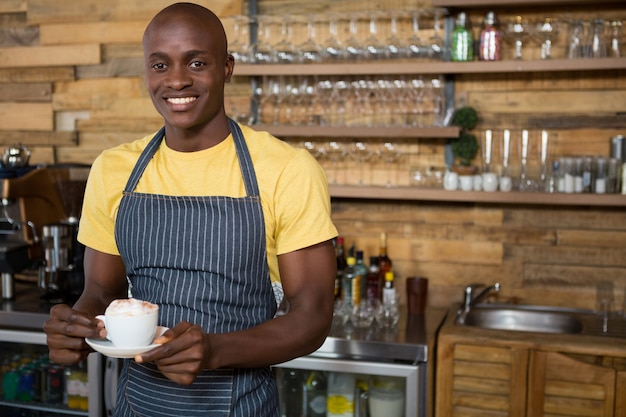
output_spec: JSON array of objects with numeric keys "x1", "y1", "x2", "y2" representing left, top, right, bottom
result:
[{"x1": 43, "y1": 304, "x2": 106, "y2": 365}]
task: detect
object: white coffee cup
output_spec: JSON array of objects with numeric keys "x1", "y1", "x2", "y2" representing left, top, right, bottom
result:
[
  {"x1": 459, "y1": 175, "x2": 473, "y2": 191},
  {"x1": 443, "y1": 171, "x2": 459, "y2": 191},
  {"x1": 98, "y1": 298, "x2": 159, "y2": 348},
  {"x1": 482, "y1": 172, "x2": 499, "y2": 192}
]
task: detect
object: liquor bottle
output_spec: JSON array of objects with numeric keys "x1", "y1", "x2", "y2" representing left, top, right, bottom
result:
[
  {"x1": 354, "y1": 251, "x2": 368, "y2": 301},
  {"x1": 378, "y1": 232, "x2": 393, "y2": 285},
  {"x1": 365, "y1": 256, "x2": 381, "y2": 301},
  {"x1": 334, "y1": 237, "x2": 347, "y2": 300},
  {"x1": 304, "y1": 371, "x2": 327, "y2": 417},
  {"x1": 451, "y1": 12, "x2": 473, "y2": 62},
  {"x1": 280, "y1": 368, "x2": 304, "y2": 417},
  {"x1": 342, "y1": 257, "x2": 362, "y2": 307},
  {"x1": 479, "y1": 11, "x2": 502, "y2": 61},
  {"x1": 380, "y1": 271, "x2": 400, "y2": 328},
  {"x1": 382, "y1": 271, "x2": 396, "y2": 306}
]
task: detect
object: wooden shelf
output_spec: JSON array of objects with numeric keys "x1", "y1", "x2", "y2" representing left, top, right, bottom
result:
[
  {"x1": 250, "y1": 125, "x2": 460, "y2": 138},
  {"x1": 431, "y1": 0, "x2": 623, "y2": 6},
  {"x1": 329, "y1": 185, "x2": 626, "y2": 207},
  {"x1": 233, "y1": 58, "x2": 626, "y2": 77}
]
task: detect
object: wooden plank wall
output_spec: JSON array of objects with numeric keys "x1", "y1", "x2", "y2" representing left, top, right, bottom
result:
[{"x1": 0, "y1": 0, "x2": 624, "y2": 310}]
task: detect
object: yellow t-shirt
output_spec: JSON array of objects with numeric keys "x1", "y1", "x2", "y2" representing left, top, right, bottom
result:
[{"x1": 78, "y1": 124, "x2": 338, "y2": 289}]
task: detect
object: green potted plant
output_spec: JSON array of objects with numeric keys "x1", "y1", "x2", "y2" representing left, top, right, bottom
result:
[{"x1": 450, "y1": 106, "x2": 479, "y2": 175}]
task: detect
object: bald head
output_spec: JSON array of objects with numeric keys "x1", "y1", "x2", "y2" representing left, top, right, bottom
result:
[{"x1": 143, "y1": 2, "x2": 229, "y2": 59}]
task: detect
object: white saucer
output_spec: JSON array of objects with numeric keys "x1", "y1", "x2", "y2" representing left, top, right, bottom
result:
[{"x1": 85, "y1": 326, "x2": 168, "y2": 359}]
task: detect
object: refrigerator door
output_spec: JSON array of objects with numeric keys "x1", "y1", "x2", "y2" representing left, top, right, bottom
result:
[
  {"x1": 0, "y1": 328, "x2": 103, "y2": 417},
  {"x1": 274, "y1": 356, "x2": 425, "y2": 417}
]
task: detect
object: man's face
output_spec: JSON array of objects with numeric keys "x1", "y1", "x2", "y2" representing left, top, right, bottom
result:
[{"x1": 143, "y1": 17, "x2": 233, "y2": 131}]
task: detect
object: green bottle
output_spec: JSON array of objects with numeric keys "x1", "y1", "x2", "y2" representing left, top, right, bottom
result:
[{"x1": 451, "y1": 12, "x2": 473, "y2": 62}]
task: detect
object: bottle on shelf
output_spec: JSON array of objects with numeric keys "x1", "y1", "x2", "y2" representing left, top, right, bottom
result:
[
  {"x1": 365, "y1": 256, "x2": 381, "y2": 302},
  {"x1": 382, "y1": 271, "x2": 396, "y2": 306},
  {"x1": 354, "y1": 250, "x2": 368, "y2": 301},
  {"x1": 380, "y1": 271, "x2": 400, "y2": 328},
  {"x1": 451, "y1": 12, "x2": 474, "y2": 62},
  {"x1": 304, "y1": 371, "x2": 327, "y2": 417},
  {"x1": 378, "y1": 232, "x2": 393, "y2": 285},
  {"x1": 334, "y1": 236, "x2": 347, "y2": 300},
  {"x1": 479, "y1": 11, "x2": 502, "y2": 61},
  {"x1": 342, "y1": 256, "x2": 362, "y2": 308},
  {"x1": 280, "y1": 368, "x2": 304, "y2": 417}
]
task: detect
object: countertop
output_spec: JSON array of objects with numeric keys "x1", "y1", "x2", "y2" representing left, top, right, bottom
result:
[
  {"x1": 1, "y1": 281, "x2": 448, "y2": 364},
  {"x1": 439, "y1": 303, "x2": 626, "y2": 358}
]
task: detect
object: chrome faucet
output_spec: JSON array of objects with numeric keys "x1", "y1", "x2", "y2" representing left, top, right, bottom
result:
[{"x1": 463, "y1": 282, "x2": 500, "y2": 312}]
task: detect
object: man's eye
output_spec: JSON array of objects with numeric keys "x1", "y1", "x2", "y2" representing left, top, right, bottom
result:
[
  {"x1": 190, "y1": 61, "x2": 204, "y2": 69},
  {"x1": 152, "y1": 63, "x2": 167, "y2": 70}
]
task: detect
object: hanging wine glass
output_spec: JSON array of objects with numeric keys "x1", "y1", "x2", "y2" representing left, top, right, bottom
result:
[
  {"x1": 320, "y1": 13, "x2": 346, "y2": 61},
  {"x1": 378, "y1": 142, "x2": 403, "y2": 188},
  {"x1": 301, "y1": 140, "x2": 325, "y2": 161},
  {"x1": 504, "y1": 16, "x2": 531, "y2": 60},
  {"x1": 344, "y1": 12, "x2": 366, "y2": 60},
  {"x1": 427, "y1": 8, "x2": 447, "y2": 60},
  {"x1": 297, "y1": 14, "x2": 323, "y2": 63},
  {"x1": 228, "y1": 15, "x2": 251, "y2": 64},
  {"x1": 532, "y1": 17, "x2": 561, "y2": 59},
  {"x1": 258, "y1": 76, "x2": 279, "y2": 125},
  {"x1": 251, "y1": 15, "x2": 275, "y2": 64},
  {"x1": 363, "y1": 11, "x2": 387, "y2": 60},
  {"x1": 352, "y1": 140, "x2": 373, "y2": 185},
  {"x1": 406, "y1": 9, "x2": 428, "y2": 58},
  {"x1": 325, "y1": 141, "x2": 347, "y2": 184},
  {"x1": 386, "y1": 10, "x2": 409, "y2": 59},
  {"x1": 273, "y1": 15, "x2": 297, "y2": 64}
]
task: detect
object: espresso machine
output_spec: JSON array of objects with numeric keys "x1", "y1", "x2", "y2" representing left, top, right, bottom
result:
[{"x1": 0, "y1": 146, "x2": 90, "y2": 302}]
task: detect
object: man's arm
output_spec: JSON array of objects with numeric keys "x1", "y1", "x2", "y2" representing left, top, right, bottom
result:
[{"x1": 43, "y1": 247, "x2": 128, "y2": 365}]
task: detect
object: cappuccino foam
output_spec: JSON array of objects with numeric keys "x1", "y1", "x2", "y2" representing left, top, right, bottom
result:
[{"x1": 105, "y1": 298, "x2": 158, "y2": 317}]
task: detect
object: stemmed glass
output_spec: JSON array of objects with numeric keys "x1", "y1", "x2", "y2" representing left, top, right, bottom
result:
[
  {"x1": 258, "y1": 76, "x2": 279, "y2": 125},
  {"x1": 406, "y1": 10, "x2": 428, "y2": 58},
  {"x1": 228, "y1": 15, "x2": 251, "y2": 64},
  {"x1": 407, "y1": 76, "x2": 425, "y2": 127},
  {"x1": 386, "y1": 10, "x2": 408, "y2": 59},
  {"x1": 325, "y1": 141, "x2": 347, "y2": 184},
  {"x1": 344, "y1": 12, "x2": 366, "y2": 60},
  {"x1": 301, "y1": 140, "x2": 325, "y2": 161},
  {"x1": 251, "y1": 15, "x2": 275, "y2": 64},
  {"x1": 532, "y1": 17, "x2": 560, "y2": 59},
  {"x1": 273, "y1": 15, "x2": 297, "y2": 64},
  {"x1": 504, "y1": 16, "x2": 531, "y2": 60},
  {"x1": 427, "y1": 8, "x2": 446, "y2": 60},
  {"x1": 352, "y1": 140, "x2": 373, "y2": 185},
  {"x1": 320, "y1": 13, "x2": 346, "y2": 61},
  {"x1": 378, "y1": 142, "x2": 403, "y2": 187},
  {"x1": 297, "y1": 15, "x2": 323, "y2": 63},
  {"x1": 363, "y1": 11, "x2": 387, "y2": 60}
]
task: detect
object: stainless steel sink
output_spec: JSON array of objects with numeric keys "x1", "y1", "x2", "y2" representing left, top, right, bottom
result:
[
  {"x1": 457, "y1": 305, "x2": 583, "y2": 334},
  {"x1": 455, "y1": 303, "x2": 626, "y2": 337}
]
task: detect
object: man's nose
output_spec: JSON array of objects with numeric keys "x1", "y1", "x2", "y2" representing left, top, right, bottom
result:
[{"x1": 166, "y1": 66, "x2": 192, "y2": 89}]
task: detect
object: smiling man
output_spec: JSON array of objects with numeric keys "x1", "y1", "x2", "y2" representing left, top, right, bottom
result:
[{"x1": 43, "y1": 3, "x2": 338, "y2": 416}]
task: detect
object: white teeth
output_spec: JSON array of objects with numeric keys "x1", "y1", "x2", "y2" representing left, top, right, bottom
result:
[{"x1": 168, "y1": 97, "x2": 196, "y2": 104}]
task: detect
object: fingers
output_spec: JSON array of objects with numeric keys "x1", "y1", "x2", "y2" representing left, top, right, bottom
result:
[{"x1": 135, "y1": 322, "x2": 209, "y2": 385}]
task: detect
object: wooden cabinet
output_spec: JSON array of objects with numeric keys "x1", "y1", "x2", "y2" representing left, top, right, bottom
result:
[
  {"x1": 528, "y1": 351, "x2": 616, "y2": 417},
  {"x1": 436, "y1": 342, "x2": 529, "y2": 417},
  {"x1": 437, "y1": 341, "x2": 626, "y2": 417}
]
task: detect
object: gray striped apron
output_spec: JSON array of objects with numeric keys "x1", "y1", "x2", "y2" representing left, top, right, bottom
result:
[{"x1": 113, "y1": 119, "x2": 279, "y2": 417}]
